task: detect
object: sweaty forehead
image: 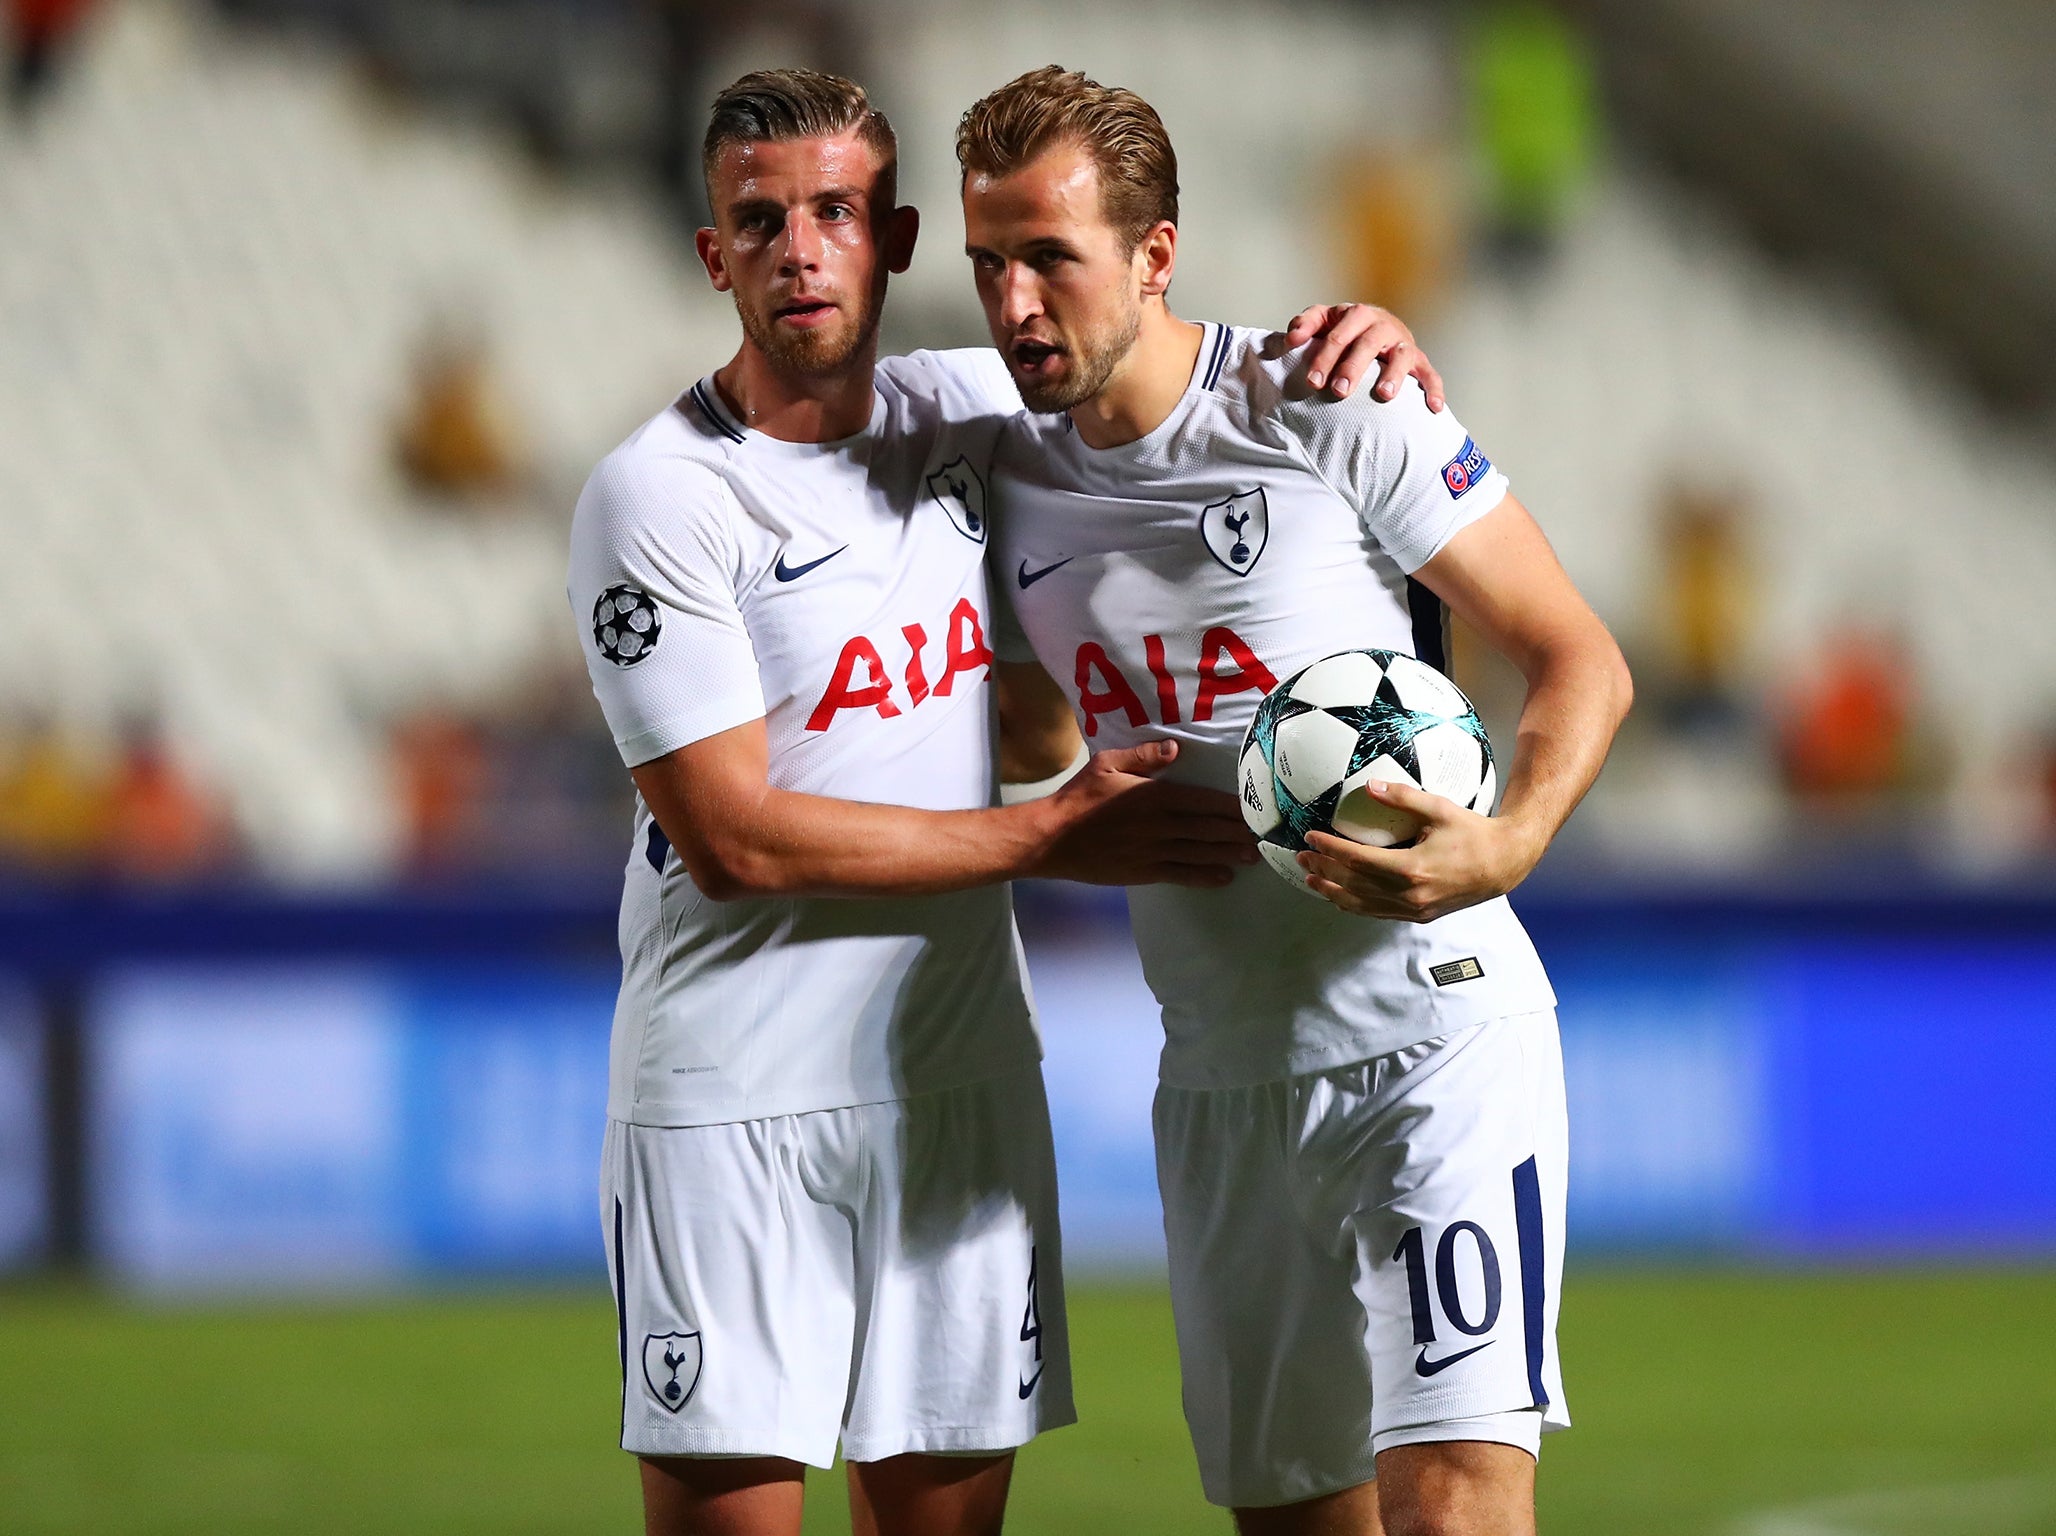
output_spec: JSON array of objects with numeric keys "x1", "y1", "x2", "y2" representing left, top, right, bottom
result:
[
  {"x1": 713, "y1": 128, "x2": 883, "y2": 202},
  {"x1": 966, "y1": 141, "x2": 1106, "y2": 233}
]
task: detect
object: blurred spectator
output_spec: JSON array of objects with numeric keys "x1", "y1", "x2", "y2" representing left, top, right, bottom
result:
[
  {"x1": 389, "y1": 670, "x2": 634, "y2": 881},
  {"x1": 7, "y1": 0, "x2": 93, "y2": 113},
  {"x1": 1334, "y1": 147, "x2": 1460, "y2": 323},
  {"x1": 1467, "y1": 1, "x2": 1597, "y2": 271},
  {"x1": 391, "y1": 711, "x2": 491, "y2": 875},
  {"x1": 1651, "y1": 481, "x2": 1754, "y2": 735},
  {"x1": 102, "y1": 722, "x2": 236, "y2": 882},
  {"x1": 0, "y1": 717, "x2": 110, "y2": 872},
  {"x1": 2034, "y1": 729, "x2": 2056, "y2": 846},
  {"x1": 1777, "y1": 625, "x2": 1917, "y2": 803},
  {"x1": 392, "y1": 324, "x2": 527, "y2": 503}
]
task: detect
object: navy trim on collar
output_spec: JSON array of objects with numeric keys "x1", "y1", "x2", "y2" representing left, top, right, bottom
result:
[
  {"x1": 688, "y1": 381, "x2": 746, "y2": 443},
  {"x1": 1201, "y1": 323, "x2": 1232, "y2": 391}
]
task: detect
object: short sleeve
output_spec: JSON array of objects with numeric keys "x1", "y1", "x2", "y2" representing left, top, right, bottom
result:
[
  {"x1": 568, "y1": 449, "x2": 766, "y2": 767},
  {"x1": 1275, "y1": 375, "x2": 1509, "y2": 574}
]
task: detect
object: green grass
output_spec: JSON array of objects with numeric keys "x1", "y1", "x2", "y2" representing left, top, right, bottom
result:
[{"x1": 3, "y1": 1271, "x2": 2053, "y2": 1533}]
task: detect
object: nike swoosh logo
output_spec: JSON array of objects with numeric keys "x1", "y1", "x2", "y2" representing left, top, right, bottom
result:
[
  {"x1": 774, "y1": 545, "x2": 849, "y2": 582},
  {"x1": 1018, "y1": 1364, "x2": 1044, "y2": 1398},
  {"x1": 1414, "y1": 1342, "x2": 1492, "y2": 1378},
  {"x1": 1017, "y1": 557, "x2": 1072, "y2": 589}
]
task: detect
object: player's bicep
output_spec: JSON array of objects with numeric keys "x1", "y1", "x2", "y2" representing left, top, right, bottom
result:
[
  {"x1": 630, "y1": 719, "x2": 773, "y2": 894},
  {"x1": 996, "y1": 659, "x2": 1082, "y2": 783},
  {"x1": 1411, "y1": 495, "x2": 1610, "y2": 677}
]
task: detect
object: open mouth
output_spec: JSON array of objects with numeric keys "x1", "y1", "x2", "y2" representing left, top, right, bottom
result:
[
  {"x1": 775, "y1": 297, "x2": 837, "y2": 325},
  {"x1": 1010, "y1": 337, "x2": 1063, "y2": 373}
]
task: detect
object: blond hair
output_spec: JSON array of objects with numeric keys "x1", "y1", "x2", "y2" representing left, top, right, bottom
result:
[
  {"x1": 956, "y1": 66, "x2": 1179, "y2": 248},
  {"x1": 702, "y1": 69, "x2": 898, "y2": 198}
]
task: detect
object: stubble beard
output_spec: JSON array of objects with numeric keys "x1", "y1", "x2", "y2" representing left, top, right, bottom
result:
[
  {"x1": 735, "y1": 283, "x2": 883, "y2": 380},
  {"x1": 1012, "y1": 299, "x2": 1142, "y2": 415}
]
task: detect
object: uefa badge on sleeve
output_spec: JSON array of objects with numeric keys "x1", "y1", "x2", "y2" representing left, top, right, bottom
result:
[
  {"x1": 1440, "y1": 437, "x2": 1491, "y2": 499},
  {"x1": 594, "y1": 584, "x2": 661, "y2": 667}
]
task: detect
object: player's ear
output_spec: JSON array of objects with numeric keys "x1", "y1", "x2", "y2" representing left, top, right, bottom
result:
[
  {"x1": 884, "y1": 203, "x2": 919, "y2": 275},
  {"x1": 1136, "y1": 220, "x2": 1178, "y2": 300},
  {"x1": 694, "y1": 226, "x2": 732, "y2": 293}
]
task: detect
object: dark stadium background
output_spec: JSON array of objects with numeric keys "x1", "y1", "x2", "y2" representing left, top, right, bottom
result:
[{"x1": 3, "y1": 2, "x2": 2054, "y2": 1531}]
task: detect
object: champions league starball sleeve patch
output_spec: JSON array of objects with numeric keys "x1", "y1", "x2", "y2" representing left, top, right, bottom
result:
[
  {"x1": 1440, "y1": 437, "x2": 1492, "y2": 499},
  {"x1": 593, "y1": 583, "x2": 662, "y2": 666}
]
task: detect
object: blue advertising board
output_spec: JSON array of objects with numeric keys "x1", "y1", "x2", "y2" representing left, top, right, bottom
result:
[
  {"x1": 65, "y1": 885, "x2": 2056, "y2": 1288},
  {"x1": 90, "y1": 965, "x2": 615, "y2": 1288}
]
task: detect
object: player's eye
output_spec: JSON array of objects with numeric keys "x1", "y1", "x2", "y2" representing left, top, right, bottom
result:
[{"x1": 821, "y1": 203, "x2": 854, "y2": 221}]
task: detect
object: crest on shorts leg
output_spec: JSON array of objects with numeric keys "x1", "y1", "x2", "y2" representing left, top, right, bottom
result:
[{"x1": 642, "y1": 1331, "x2": 703, "y2": 1412}]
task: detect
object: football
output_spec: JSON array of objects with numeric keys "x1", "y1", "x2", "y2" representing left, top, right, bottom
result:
[{"x1": 1237, "y1": 649, "x2": 1496, "y2": 891}]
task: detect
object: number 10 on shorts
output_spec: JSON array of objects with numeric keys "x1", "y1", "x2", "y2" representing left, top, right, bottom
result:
[{"x1": 1390, "y1": 1156, "x2": 1550, "y2": 1393}]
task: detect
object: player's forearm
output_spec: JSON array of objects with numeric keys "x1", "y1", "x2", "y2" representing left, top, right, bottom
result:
[
  {"x1": 686, "y1": 786, "x2": 1061, "y2": 900},
  {"x1": 1492, "y1": 631, "x2": 1633, "y2": 874}
]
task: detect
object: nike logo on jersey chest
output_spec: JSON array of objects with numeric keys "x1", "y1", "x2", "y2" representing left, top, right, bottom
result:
[{"x1": 774, "y1": 545, "x2": 849, "y2": 582}]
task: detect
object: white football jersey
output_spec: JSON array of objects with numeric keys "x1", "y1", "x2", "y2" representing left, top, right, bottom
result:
[
  {"x1": 995, "y1": 323, "x2": 1556, "y2": 1090},
  {"x1": 569, "y1": 349, "x2": 1042, "y2": 1127}
]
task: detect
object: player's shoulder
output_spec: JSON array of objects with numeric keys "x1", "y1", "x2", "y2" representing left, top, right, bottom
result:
[
  {"x1": 879, "y1": 347, "x2": 1023, "y2": 422},
  {"x1": 575, "y1": 393, "x2": 738, "y2": 540},
  {"x1": 1211, "y1": 325, "x2": 1438, "y2": 440}
]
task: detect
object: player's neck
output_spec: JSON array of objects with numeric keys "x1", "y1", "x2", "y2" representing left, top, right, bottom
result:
[
  {"x1": 713, "y1": 340, "x2": 879, "y2": 443},
  {"x1": 1066, "y1": 309, "x2": 1203, "y2": 450}
]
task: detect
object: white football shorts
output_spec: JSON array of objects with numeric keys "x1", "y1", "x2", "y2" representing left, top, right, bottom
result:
[
  {"x1": 601, "y1": 1065, "x2": 1074, "y2": 1465},
  {"x1": 1154, "y1": 1009, "x2": 1570, "y2": 1508}
]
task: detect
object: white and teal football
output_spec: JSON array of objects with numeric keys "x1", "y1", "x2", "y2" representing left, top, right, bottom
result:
[{"x1": 1237, "y1": 649, "x2": 1496, "y2": 890}]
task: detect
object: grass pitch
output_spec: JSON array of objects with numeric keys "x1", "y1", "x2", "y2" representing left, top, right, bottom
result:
[{"x1": 3, "y1": 1270, "x2": 2054, "y2": 1534}]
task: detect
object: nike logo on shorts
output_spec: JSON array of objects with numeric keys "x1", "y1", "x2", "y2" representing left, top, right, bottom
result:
[
  {"x1": 1017, "y1": 1364, "x2": 1044, "y2": 1398},
  {"x1": 774, "y1": 545, "x2": 849, "y2": 582},
  {"x1": 1016, "y1": 557, "x2": 1072, "y2": 589},
  {"x1": 1414, "y1": 1341, "x2": 1492, "y2": 1378}
]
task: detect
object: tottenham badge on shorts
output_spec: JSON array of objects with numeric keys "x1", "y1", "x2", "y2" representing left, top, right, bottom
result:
[
  {"x1": 926, "y1": 456, "x2": 988, "y2": 544},
  {"x1": 642, "y1": 1331, "x2": 703, "y2": 1412},
  {"x1": 1201, "y1": 488, "x2": 1269, "y2": 576}
]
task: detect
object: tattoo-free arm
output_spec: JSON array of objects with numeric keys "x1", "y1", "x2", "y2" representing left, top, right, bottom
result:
[
  {"x1": 1299, "y1": 496, "x2": 1632, "y2": 919},
  {"x1": 633, "y1": 717, "x2": 1252, "y2": 902}
]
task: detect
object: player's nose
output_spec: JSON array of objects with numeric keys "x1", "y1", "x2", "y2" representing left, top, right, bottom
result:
[
  {"x1": 776, "y1": 211, "x2": 823, "y2": 273},
  {"x1": 997, "y1": 264, "x2": 1041, "y2": 327}
]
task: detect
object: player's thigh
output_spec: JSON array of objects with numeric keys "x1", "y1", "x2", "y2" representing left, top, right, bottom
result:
[
  {"x1": 1373, "y1": 1440, "x2": 1535, "y2": 1536},
  {"x1": 604, "y1": 1116, "x2": 857, "y2": 1465},
  {"x1": 638, "y1": 1454, "x2": 805, "y2": 1536},
  {"x1": 841, "y1": 1067, "x2": 1074, "y2": 1463},
  {"x1": 845, "y1": 1451, "x2": 1015, "y2": 1536},
  {"x1": 1154, "y1": 1077, "x2": 1382, "y2": 1510},
  {"x1": 1312, "y1": 1011, "x2": 1568, "y2": 1451}
]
